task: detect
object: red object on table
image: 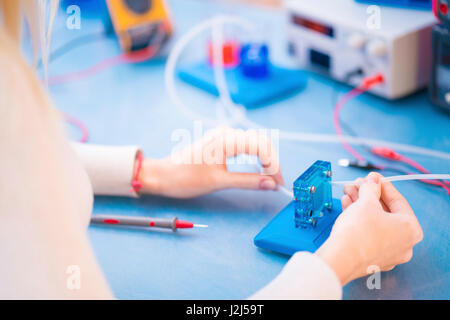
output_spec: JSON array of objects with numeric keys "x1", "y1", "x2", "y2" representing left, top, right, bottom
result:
[{"x1": 208, "y1": 40, "x2": 240, "y2": 68}]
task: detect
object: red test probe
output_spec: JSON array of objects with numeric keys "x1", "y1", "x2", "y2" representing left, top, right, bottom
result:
[{"x1": 91, "y1": 214, "x2": 208, "y2": 232}]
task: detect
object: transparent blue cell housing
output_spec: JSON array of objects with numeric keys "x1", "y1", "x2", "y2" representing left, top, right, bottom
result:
[{"x1": 293, "y1": 160, "x2": 332, "y2": 228}]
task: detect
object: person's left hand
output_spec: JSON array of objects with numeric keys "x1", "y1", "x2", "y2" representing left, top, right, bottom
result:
[{"x1": 138, "y1": 127, "x2": 284, "y2": 198}]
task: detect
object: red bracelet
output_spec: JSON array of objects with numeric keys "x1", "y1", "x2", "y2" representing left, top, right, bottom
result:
[{"x1": 131, "y1": 152, "x2": 144, "y2": 194}]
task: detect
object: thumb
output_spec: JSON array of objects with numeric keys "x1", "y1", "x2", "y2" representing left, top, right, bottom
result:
[
  {"x1": 222, "y1": 172, "x2": 278, "y2": 191},
  {"x1": 358, "y1": 172, "x2": 382, "y2": 201}
]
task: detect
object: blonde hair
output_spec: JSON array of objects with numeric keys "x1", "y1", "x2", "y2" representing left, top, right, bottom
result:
[
  {"x1": 0, "y1": 0, "x2": 60, "y2": 79},
  {"x1": 0, "y1": 0, "x2": 64, "y2": 152}
]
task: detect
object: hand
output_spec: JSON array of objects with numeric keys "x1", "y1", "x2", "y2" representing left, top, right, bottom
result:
[
  {"x1": 138, "y1": 127, "x2": 284, "y2": 198},
  {"x1": 315, "y1": 172, "x2": 423, "y2": 285}
]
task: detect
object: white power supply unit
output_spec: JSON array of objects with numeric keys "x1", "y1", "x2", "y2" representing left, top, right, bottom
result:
[{"x1": 286, "y1": 0, "x2": 436, "y2": 99}]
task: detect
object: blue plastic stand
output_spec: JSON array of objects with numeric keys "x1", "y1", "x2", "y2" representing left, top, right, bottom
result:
[
  {"x1": 254, "y1": 198, "x2": 342, "y2": 255},
  {"x1": 177, "y1": 62, "x2": 307, "y2": 107}
]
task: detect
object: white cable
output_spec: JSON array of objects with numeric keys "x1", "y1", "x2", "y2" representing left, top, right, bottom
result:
[
  {"x1": 278, "y1": 174, "x2": 450, "y2": 199},
  {"x1": 279, "y1": 185, "x2": 294, "y2": 198},
  {"x1": 165, "y1": 15, "x2": 254, "y2": 127},
  {"x1": 211, "y1": 17, "x2": 255, "y2": 127},
  {"x1": 278, "y1": 131, "x2": 450, "y2": 161},
  {"x1": 165, "y1": 19, "x2": 219, "y2": 126},
  {"x1": 165, "y1": 15, "x2": 450, "y2": 162},
  {"x1": 332, "y1": 174, "x2": 450, "y2": 185},
  {"x1": 211, "y1": 21, "x2": 234, "y2": 112}
]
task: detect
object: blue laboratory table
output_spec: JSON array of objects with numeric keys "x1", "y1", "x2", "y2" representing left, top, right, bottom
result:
[{"x1": 49, "y1": 0, "x2": 449, "y2": 299}]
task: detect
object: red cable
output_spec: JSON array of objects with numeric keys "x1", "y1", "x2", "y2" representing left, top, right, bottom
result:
[
  {"x1": 333, "y1": 73, "x2": 384, "y2": 162},
  {"x1": 372, "y1": 146, "x2": 450, "y2": 193},
  {"x1": 48, "y1": 46, "x2": 158, "y2": 86},
  {"x1": 334, "y1": 74, "x2": 449, "y2": 194},
  {"x1": 333, "y1": 87, "x2": 367, "y2": 161},
  {"x1": 52, "y1": 45, "x2": 159, "y2": 144},
  {"x1": 63, "y1": 112, "x2": 89, "y2": 143},
  {"x1": 399, "y1": 156, "x2": 431, "y2": 174},
  {"x1": 47, "y1": 22, "x2": 168, "y2": 86}
]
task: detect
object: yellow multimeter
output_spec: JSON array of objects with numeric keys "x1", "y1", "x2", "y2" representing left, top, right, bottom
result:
[{"x1": 106, "y1": 0, "x2": 172, "y2": 52}]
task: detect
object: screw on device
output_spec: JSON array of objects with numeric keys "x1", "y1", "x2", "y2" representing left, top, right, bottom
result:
[{"x1": 293, "y1": 160, "x2": 333, "y2": 228}]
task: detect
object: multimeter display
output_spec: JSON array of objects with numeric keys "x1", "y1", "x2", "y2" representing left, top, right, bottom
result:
[
  {"x1": 291, "y1": 15, "x2": 335, "y2": 38},
  {"x1": 124, "y1": 0, "x2": 152, "y2": 14}
]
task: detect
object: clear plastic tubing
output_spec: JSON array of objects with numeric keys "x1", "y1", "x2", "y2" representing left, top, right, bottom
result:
[
  {"x1": 278, "y1": 174, "x2": 450, "y2": 198},
  {"x1": 164, "y1": 15, "x2": 253, "y2": 127},
  {"x1": 165, "y1": 15, "x2": 450, "y2": 162},
  {"x1": 332, "y1": 174, "x2": 450, "y2": 185},
  {"x1": 279, "y1": 185, "x2": 294, "y2": 198}
]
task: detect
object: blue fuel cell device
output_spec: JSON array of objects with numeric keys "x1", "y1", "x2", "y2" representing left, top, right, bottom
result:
[
  {"x1": 254, "y1": 161, "x2": 342, "y2": 255},
  {"x1": 294, "y1": 160, "x2": 332, "y2": 228},
  {"x1": 354, "y1": 0, "x2": 432, "y2": 9}
]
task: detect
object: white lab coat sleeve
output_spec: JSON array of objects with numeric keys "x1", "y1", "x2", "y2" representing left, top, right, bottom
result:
[
  {"x1": 71, "y1": 142, "x2": 141, "y2": 197},
  {"x1": 248, "y1": 252, "x2": 342, "y2": 300}
]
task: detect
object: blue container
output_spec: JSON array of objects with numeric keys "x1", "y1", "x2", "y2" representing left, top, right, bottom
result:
[{"x1": 239, "y1": 43, "x2": 270, "y2": 79}]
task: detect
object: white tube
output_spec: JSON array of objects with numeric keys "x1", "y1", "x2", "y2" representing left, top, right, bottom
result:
[
  {"x1": 165, "y1": 15, "x2": 254, "y2": 127},
  {"x1": 165, "y1": 18, "x2": 219, "y2": 126},
  {"x1": 279, "y1": 185, "x2": 294, "y2": 198},
  {"x1": 211, "y1": 17, "x2": 255, "y2": 127},
  {"x1": 332, "y1": 174, "x2": 450, "y2": 185},
  {"x1": 211, "y1": 21, "x2": 234, "y2": 111},
  {"x1": 278, "y1": 131, "x2": 450, "y2": 161},
  {"x1": 278, "y1": 174, "x2": 450, "y2": 199},
  {"x1": 165, "y1": 15, "x2": 450, "y2": 162}
]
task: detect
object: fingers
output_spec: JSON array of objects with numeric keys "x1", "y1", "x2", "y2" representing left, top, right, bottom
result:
[
  {"x1": 221, "y1": 172, "x2": 278, "y2": 191},
  {"x1": 382, "y1": 181, "x2": 423, "y2": 248},
  {"x1": 343, "y1": 174, "x2": 394, "y2": 211},
  {"x1": 390, "y1": 213, "x2": 424, "y2": 247},
  {"x1": 380, "y1": 180, "x2": 413, "y2": 214},
  {"x1": 399, "y1": 249, "x2": 414, "y2": 264},
  {"x1": 341, "y1": 194, "x2": 353, "y2": 211},
  {"x1": 383, "y1": 251, "x2": 414, "y2": 272},
  {"x1": 219, "y1": 127, "x2": 284, "y2": 185},
  {"x1": 382, "y1": 265, "x2": 396, "y2": 272},
  {"x1": 343, "y1": 178, "x2": 363, "y2": 202},
  {"x1": 358, "y1": 172, "x2": 382, "y2": 201},
  {"x1": 341, "y1": 172, "x2": 383, "y2": 212}
]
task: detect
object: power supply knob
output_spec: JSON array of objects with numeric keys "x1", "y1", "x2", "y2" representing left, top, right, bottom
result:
[
  {"x1": 366, "y1": 39, "x2": 387, "y2": 57},
  {"x1": 347, "y1": 33, "x2": 366, "y2": 50}
]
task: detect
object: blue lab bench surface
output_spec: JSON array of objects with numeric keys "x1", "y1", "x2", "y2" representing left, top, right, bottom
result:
[{"x1": 49, "y1": 0, "x2": 449, "y2": 299}]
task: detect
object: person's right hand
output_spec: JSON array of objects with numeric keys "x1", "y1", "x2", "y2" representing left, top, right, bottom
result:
[{"x1": 315, "y1": 172, "x2": 423, "y2": 285}]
